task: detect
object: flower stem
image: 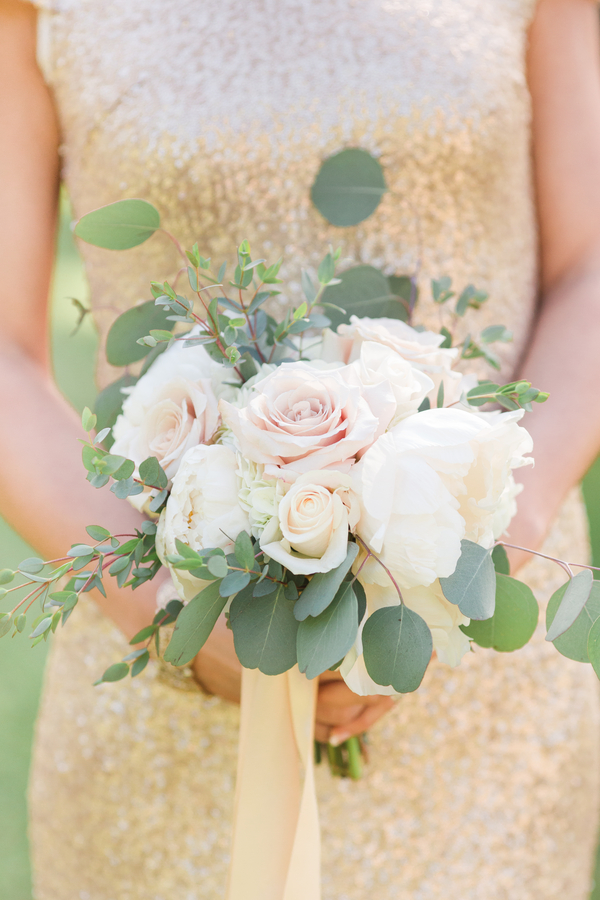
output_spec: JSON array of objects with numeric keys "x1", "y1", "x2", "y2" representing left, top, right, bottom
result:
[{"x1": 345, "y1": 736, "x2": 363, "y2": 780}]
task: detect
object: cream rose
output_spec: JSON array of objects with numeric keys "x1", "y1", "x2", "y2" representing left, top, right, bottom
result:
[
  {"x1": 112, "y1": 338, "x2": 229, "y2": 481},
  {"x1": 260, "y1": 470, "x2": 359, "y2": 575},
  {"x1": 322, "y1": 316, "x2": 464, "y2": 405},
  {"x1": 156, "y1": 444, "x2": 249, "y2": 601},
  {"x1": 220, "y1": 360, "x2": 395, "y2": 478}
]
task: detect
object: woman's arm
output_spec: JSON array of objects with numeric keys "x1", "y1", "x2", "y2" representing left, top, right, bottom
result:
[
  {"x1": 0, "y1": 0, "x2": 239, "y2": 702},
  {"x1": 508, "y1": 0, "x2": 600, "y2": 569},
  {"x1": 0, "y1": 2, "x2": 168, "y2": 639}
]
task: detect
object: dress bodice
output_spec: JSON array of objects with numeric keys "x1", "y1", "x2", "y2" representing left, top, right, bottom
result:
[{"x1": 39, "y1": 0, "x2": 539, "y2": 387}]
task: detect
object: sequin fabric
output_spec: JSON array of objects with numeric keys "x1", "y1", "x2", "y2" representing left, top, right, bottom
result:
[{"x1": 29, "y1": 1, "x2": 600, "y2": 898}]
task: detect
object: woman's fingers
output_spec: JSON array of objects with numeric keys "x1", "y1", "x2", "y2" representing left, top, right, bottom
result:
[
  {"x1": 315, "y1": 672, "x2": 397, "y2": 744},
  {"x1": 329, "y1": 696, "x2": 396, "y2": 745}
]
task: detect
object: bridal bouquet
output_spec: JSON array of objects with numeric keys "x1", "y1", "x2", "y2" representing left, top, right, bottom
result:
[
  {"x1": 5, "y1": 194, "x2": 600, "y2": 897},
  {"x1": 2, "y1": 198, "x2": 598, "y2": 721}
]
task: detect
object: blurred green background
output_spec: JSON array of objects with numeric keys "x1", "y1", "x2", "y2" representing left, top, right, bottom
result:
[{"x1": 2, "y1": 198, "x2": 600, "y2": 899}]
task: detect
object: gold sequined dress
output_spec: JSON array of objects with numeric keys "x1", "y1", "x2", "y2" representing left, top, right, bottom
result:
[{"x1": 29, "y1": 1, "x2": 600, "y2": 897}]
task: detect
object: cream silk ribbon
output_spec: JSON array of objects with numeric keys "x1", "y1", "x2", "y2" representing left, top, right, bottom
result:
[{"x1": 226, "y1": 666, "x2": 321, "y2": 900}]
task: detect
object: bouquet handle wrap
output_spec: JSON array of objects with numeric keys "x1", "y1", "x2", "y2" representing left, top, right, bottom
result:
[{"x1": 226, "y1": 666, "x2": 321, "y2": 900}]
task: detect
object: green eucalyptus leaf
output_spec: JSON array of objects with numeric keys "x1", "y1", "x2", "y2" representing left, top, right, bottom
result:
[
  {"x1": 321, "y1": 265, "x2": 407, "y2": 330},
  {"x1": 546, "y1": 579, "x2": 600, "y2": 662},
  {"x1": 164, "y1": 581, "x2": 227, "y2": 666},
  {"x1": 492, "y1": 544, "x2": 510, "y2": 576},
  {"x1": 98, "y1": 662, "x2": 130, "y2": 683},
  {"x1": 318, "y1": 252, "x2": 336, "y2": 285},
  {"x1": 545, "y1": 569, "x2": 594, "y2": 643},
  {"x1": 29, "y1": 617, "x2": 53, "y2": 639},
  {"x1": 362, "y1": 604, "x2": 432, "y2": 693},
  {"x1": 587, "y1": 616, "x2": 600, "y2": 680},
  {"x1": 81, "y1": 407, "x2": 97, "y2": 432},
  {"x1": 253, "y1": 580, "x2": 277, "y2": 597},
  {"x1": 220, "y1": 570, "x2": 251, "y2": 597},
  {"x1": 230, "y1": 583, "x2": 298, "y2": 676},
  {"x1": 67, "y1": 544, "x2": 96, "y2": 558},
  {"x1": 297, "y1": 582, "x2": 358, "y2": 679},
  {"x1": 461, "y1": 574, "x2": 538, "y2": 652},
  {"x1": 387, "y1": 274, "x2": 414, "y2": 321},
  {"x1": 440, "y1": 540, "x2": 496, "y2": 620},
  {"x1": 106, "y1": 301, "x2": 175, "y2": 367},
  {"x1": 131, "y1": 650, "x2": 150, "y2": 677},
  {"x1": 0, "y1": 618, "x2": 12, "y2": 638},
  {"x1": 294, "y1": 543, "x2": 359, "y2": 621},
  {"x1": 234, "y1": 531, "x2": 255, "y2": 570},
  {"x1": 0, "y1": 569, "x2": 15, "y2": 585},
  {"x1": 86, "y1": 525, "x2": 111, "y2": 543},
  {"x1": 138, "y1": 456, "x2": 168, "y2": 489},
  {"x1": 18, "y1": 557, "x2": 45, "y2": 575},
  {"x1": 74, "y1": 199, "x2": 160, "y2": 250},
  {"x1": 207, "y1": 556, "x2": 228, "y2": 579},
  {"x1": 311, "y1": 148, "x2": 387, "y2": 227}
]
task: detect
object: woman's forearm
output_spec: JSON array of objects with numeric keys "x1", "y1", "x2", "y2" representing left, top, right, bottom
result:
[
  {"x1": 509, "y1": 256, "x2": 600, "y2": 561},
  {"x1": 0, "y1": 340, "x2": 161, "y2": 640}
]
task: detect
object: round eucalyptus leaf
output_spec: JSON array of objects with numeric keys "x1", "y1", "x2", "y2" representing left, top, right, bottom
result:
[
  {"x1": 74, "y1": 199, "x2": 160, "y2": 250},
  {"x1": 230, "y1": 584, "x2": 298, "y2": 676},
  {"x1": 492, "y1": 544, "x2": 510, "y2": 576},
  {"x1": 461, "y1": 574, "x2": 538, "y2": 652},
  {"x1": 588, "y1": 616, "x2": 600, "y2": 680},
  {"x1": 546, "y1": 579, "x2": 600, "y2": 663},
  {"x1": 321, "y1": 265, "x2": 407, "y2": 330},
  {"x1": 440, "y1": 539, "x2": 496, "y2": 620},
  {"x1": 311, "y1": 148, "x2": 387, "y2": 227},
  {"x1": 362, "y1": 604, "x2": 432, "y2": 693},
  {"x1": 106, "y1": 301, "x2": 175, "y2": 367},
  {"x1": 545, "y1": 569, "x2": 593, "y2": 643}
]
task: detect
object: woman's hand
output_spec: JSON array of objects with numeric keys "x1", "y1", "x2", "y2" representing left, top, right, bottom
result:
[
  {"x1": 316, "y1": 670, "x2": 395, "y2": 745},
  {"x1": 190, "y1": 619, "x2": 396, "y2": 745}
]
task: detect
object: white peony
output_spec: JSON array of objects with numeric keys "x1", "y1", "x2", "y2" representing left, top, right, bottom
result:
[
  {"x1": 321, "y1": 316, "x2": 464, "y2": 405},
  {"x1": 220, "y1": 360, "x2": 395, "y2": 479},
  {"x1": 156, "y1": 444, "x2": 249, "y2": 601},
  {"x1": 353, "y1": 406, "x2": 532, "y2": 589},
  {"x1": 340, "y1": 580, "x2": 470, "y2": 696},
  {"x1": 112, "y1": 337, "x2": 234, "y2": 482},
  {"x1": 260, "y1": 470, "x2": 359, "y2": 576}
]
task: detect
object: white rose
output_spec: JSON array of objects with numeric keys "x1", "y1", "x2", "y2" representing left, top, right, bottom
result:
[
  {"x1": 220, "y1": 360, "x2": 395, "y2": 478},
  {"x1": 260, "y1": 470, "x2": 359, "y2": 575},
  {"x1": 323, "y1": 316, "x2": 464, "y2": 405},
  {"x1": 340, "y1": 580, "x2": 470, "y2": 696},
  {"x1": 112, "y1": 337, "x2": 230, "y2": 481},
  {"x1": 156, "y1": 444, "x2": 249, "y2": 601}
]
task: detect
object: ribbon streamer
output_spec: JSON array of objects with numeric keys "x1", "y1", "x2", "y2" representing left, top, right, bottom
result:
[{"x1": 226, "y1": 666, "x2": 321, "y2": 900}]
